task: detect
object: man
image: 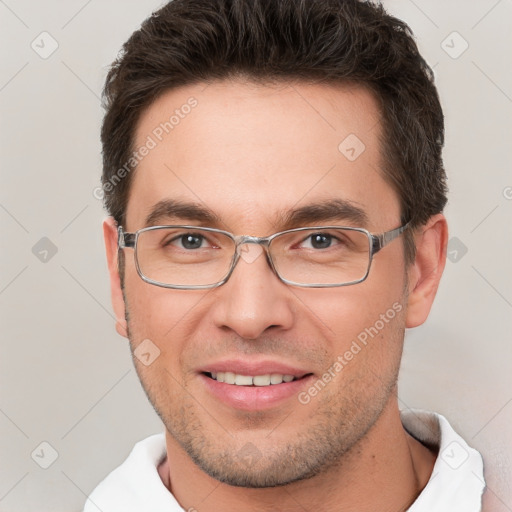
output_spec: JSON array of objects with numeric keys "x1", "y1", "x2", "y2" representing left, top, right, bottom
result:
[{"x1": 85, "y1": 0, "x2": 485, "y2": 510}]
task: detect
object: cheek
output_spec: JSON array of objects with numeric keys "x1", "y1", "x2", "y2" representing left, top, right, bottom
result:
[
  {"x1": 124, "y1": 258, "x2": 190, "y2": 324},
  {"x1": 313, "y1": 295, "x2": 405, "y2": 404},
  {"x1": 288, "y1": 266, "x2": 407, "y2": 386},
  {"x1": 123, "y1": 280, "x2": 198, "y2": 397},
  {"x1": 122, "y1": 266, "x2": 200, "y2": 359},
  {"x1": 122, "y1": 252, "x2": 220, "y2": 382},
  {"x1": 292, "y1": 277, "x2": 404, "y2": 340}
]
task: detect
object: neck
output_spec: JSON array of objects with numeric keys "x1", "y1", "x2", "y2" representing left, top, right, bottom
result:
[{"x1": 158, "y1": 401, "x2": 435, "y2": 511}]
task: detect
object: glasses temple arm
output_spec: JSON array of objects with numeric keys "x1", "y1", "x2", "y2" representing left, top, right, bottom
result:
[
  {"x1": 371, "y1": 222, "x2": 411, "y2": 254},
  {"x1": 117, "y1": 226, "x2": 136, "y2": 249}
]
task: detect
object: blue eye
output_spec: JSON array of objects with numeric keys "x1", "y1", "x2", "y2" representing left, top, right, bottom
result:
[
  {"x1": 178, "y1": 233, "x2": 205, "y2": 249},
  {"x1": 180, "y1": 234, "x2": 204, "y2": 249},
  {"x1": 309, "y1": 233, "x2": 332, "y2": 249},
  {"x1": 162, "y1": 232, "x2": 208, "y2": 250},
  {"x1": 299, "y1": 233, "x2": 341, "y2": 250}
]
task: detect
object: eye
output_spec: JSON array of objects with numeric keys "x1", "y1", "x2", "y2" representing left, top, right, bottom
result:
[
  {"x1": 301, "y1": 233, "x2": 339, "y2": 249},
  {"x1": 167, "y1": 233, "x2": 208, "y2": 250}
]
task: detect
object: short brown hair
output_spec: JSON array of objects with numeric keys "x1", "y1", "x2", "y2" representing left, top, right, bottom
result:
[{"x1": 101, "y1": 0, "x2": 447, "y2": 263}]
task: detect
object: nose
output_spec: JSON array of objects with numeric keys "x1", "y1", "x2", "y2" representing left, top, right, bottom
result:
[{"x1": 210, "y1": 242, "x2": 294, "y2": 340}]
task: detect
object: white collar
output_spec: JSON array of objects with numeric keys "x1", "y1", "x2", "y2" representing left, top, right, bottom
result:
[
  {"x1": 401, "y1": 409, "x2": 485, "y2": 511},
  {"x1": 84, "y1": 410, "x2": 485, "y2": 511}
]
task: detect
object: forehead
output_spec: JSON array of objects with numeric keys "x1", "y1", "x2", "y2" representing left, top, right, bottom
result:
[{"x1": 126, "y1": 79, "x2": 399, "y2": 232}]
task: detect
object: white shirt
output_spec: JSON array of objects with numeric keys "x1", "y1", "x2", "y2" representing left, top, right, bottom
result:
[{"x1": 83, "y1": 410, "x2": 485, "y2": 511}]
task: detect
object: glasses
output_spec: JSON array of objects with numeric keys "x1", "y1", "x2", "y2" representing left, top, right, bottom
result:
[{"x1": 118, "y1": 222, "x2": 410, "y2": 289}]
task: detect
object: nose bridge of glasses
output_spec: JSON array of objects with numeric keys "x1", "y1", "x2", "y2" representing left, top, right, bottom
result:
[{"x1": 233, "y1": 235, "x2": 271, "y2": 254}]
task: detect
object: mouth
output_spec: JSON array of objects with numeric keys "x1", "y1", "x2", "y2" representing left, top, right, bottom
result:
[
  {"x1": 203, "y1": 371, "x2": 310, "y2": 386},
  {"x1": 199, "y1": 363, "x2": 315, "y2": 410}
]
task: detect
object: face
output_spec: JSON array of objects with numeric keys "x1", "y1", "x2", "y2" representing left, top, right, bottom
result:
[{"x1": 111, "y1": 80, "x2": 413, "y2": 487}]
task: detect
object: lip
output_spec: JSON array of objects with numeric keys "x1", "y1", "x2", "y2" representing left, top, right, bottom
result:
[
  {"x1": 198, "y1": 359, "x2": 314, "y2": 411},
  {"x1": 199, "y1": 359, "x2": 311, "y2": 378}
]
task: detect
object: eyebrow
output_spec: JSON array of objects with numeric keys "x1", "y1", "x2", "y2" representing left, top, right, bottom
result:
[
  {"x1": 144, "y1": 197, "x2": 369, "y2": 231},
  {"x1": 144, "y1": 199, "x2": 221, "y2": 227},
  {"x1": 278, "y1": 198, "x2": 369, "y2": 229}
]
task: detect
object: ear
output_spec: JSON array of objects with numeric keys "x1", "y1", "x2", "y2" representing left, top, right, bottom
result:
[
  {"x1": 103, "y1": 217, "x2": 128, "y2": 338},
  {"x1": 405, "y1": 214, "x2": 448, "y2": 328}
]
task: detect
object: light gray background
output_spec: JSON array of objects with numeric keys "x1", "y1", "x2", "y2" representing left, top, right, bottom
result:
[{"x1": 1, "y1": 1, "x2": 511, "y2": 511}]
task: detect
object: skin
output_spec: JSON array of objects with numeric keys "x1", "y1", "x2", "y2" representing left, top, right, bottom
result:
[{"x1": 104, "y1": 80, "x2": 448, "y2": 511}]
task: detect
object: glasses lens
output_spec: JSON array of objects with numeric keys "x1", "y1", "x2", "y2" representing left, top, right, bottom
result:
[
  {"x1": 135, "y1": 227, "x2": 235, "y2": 287},
  {"x1": 270, "y1": 228, "x2": 371, "y2": 286}
]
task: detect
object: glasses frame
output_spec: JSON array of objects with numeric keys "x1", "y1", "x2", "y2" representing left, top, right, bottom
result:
[{"x1": 118, "y1": 222, "x2": 410, "y2": 290}]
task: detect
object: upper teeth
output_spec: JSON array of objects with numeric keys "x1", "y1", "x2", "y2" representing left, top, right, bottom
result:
[{"x1": 211, "y1": 372, "x2": 295, "y2": 386}]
